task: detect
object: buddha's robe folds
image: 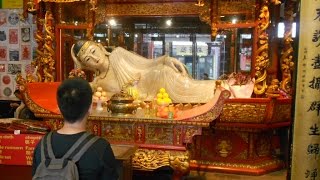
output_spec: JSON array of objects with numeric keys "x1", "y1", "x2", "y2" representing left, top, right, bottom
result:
[{"x1": 92, "y1": 47, "x2": 254, "y2": 103}]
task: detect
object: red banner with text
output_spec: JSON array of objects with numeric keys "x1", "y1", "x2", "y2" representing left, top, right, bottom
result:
[{"x1": 0, "y1": 133, "x2": 42, "y2": 166}]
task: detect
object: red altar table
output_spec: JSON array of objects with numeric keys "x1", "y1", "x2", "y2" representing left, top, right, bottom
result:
[
  {"x1": 17, "y1": 81, "x2": 291, "y2": 175},
  {"x1": 18, "y1": 81, "x2": 231, "y2": 177},
  {"x1": 190, "y1": 97, "x2": 291, "y2": 175}
]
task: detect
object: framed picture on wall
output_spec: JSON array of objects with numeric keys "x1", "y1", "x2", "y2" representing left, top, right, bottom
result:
[
  {"x1": 0, "y1": 46, "x2": 7, "y2": 61},
  {"x1": 21, "y1": 44, "x2": 31, "y2": 60},
  {"x1": 8, "y1": 63, "x2": 21, "y2": 75},
  {"x1": 0, "y1": 28, "x2": 8, "y2": 43},
  {"x1": 0, "y1": 64, "x2": 5, "y2": 72},
  {"x1": 9, "y1": 49, "x2": 19, "y2": 61},
  {"x1": 9, "y1": 28, "x2": 18, "y2": 44},
  {"x1": 21, "y1": 27, "x2": 31, "y2": 43},
  {"x1": 0, "y1": 10, "x2": 8, "y2": 27}
]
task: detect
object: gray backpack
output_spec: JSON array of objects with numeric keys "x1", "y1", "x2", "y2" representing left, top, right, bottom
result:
[{"x1": 32, "y1": 132, "x2": 99, "y2": 180}]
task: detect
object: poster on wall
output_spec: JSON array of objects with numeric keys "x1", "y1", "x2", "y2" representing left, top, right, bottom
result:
[
  {"x1": 0, "y1": 10, "x2": 8, "y2": 26},
  {"x1": 24, "y1": 63, "x2": 35, "y2": 75},
  {"x1": 21, "y1": 27, "x2": 31, "y2": 43},
  {"x1": 8, "y1": 63, "x2": 21, "y2": 75},
  {"x1": 9, "y1": 49, "x2": 19, "y2": 61},
  {"x1": 7, "y1": 11, "x2": 19, "y2": 26},
  {"x1": 0, "y1": 8, "x2": 36, "y2": 99},
  {"x1": 0, "y1": 28, "x2": 8, "y2": 44},
  {"x1": 0, "y1": 64, "x2": 5, "y2": 73},
  {"x1": 21, "y1": 45, "x2": 31, "y2": 60},
  {"x1": 0, "y1": 46, "x2": 7, "y2": 61},
  {"x1": 9, "y1": 28, "x2": 19, "y2": 44},
  {"x1": 0, "y1": 74, "x2": 16, "y2": 97}
]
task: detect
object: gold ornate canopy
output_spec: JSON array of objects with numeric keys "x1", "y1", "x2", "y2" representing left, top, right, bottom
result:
[
  {"x1": 38, "y1": 0, "x2": 85, "y2": 2},
  {"x1": 25, "y1": 0, "x2": 296, "y2": 98}
]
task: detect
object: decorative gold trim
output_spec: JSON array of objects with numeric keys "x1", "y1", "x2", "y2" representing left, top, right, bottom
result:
[
  {"x1": 77, "y1": 41, "x2": 97, "y2": 58},
  {"x1": 190, "y1": 158, "x2": 282, "y2": 169},
  {"x1": 254, "y1": 4, "x2": 270, "y2": 95},
  {"x1": 34, "y1": 112, "x2": 212, "y2": 126},
  {"x1": 96, "y1": 2, "x2": 201, "y2": 24},
  {"x1": 40, "y1": 0, "x2": 82, "y2": 2},
  {"x1": 42, "y1": 10, "x2": 55, "y2": 82},
  {"x1": 24, "y1": 90, "x2": 51, "y2": 114},
  {"x1": 280, "y1": 0, "x2": 295, "y2": 95},
  {"x1": 132, "y1": 149, "x2": 170, "y2": 170},
  {"x1": 169, "y1": 151, "x2": 190, "y2": 174},
  {"x1": 220, "y1": 103, "x2": 267, "y2": 123},
  {"x1": 254, "y1": 1, "x2": 282, "y2": 96},
  {"x1": 216, "y1": 139, "x2": 232, "y2": 157},
  {"x1": 132, "y1": 149, "x2": 189, "y2": 173},
  {"x1": 32, "y1": 16, "x2": 45, "y2": 82}
]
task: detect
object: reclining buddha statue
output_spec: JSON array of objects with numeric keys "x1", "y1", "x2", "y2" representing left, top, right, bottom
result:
[{"x1": 71, "y1": 40, "x2": 254, "y2": 103}]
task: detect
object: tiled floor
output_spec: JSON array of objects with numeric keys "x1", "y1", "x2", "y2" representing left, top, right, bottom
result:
[{"x1": 186, "y1": 169, "x2": 287, "y2": 180}]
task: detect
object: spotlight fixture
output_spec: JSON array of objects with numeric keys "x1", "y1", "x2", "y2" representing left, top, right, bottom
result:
[
  {"x1": 231, "y1": 18, "x2": 237, "y2": 24},
  {"x1": 109, "y1": 19, "x2": 117, "y2": 26},
  {"x1": 166, "y1": 19, "x2": 172, "y2": 26}
]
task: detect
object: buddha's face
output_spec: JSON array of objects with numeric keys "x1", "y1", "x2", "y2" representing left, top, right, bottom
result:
[{"x1": 78, "y1": 44, "x2": 107, "y2": 69}]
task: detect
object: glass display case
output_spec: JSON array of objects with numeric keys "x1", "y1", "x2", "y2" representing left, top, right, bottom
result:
[
  {"x1": 237, "y1": 29, "x2": 253, "y2": 72},
  {"x1": 56, "y1": 16, "x2": 254, "y2": 81}
]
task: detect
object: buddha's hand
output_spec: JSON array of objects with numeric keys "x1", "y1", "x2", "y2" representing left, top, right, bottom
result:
[{"x1": 164, "y1": 56, "x2": 188, "y2": 76}]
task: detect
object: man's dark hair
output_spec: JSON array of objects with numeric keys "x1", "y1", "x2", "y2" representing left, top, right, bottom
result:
[{"x1": 57, "y1": 78, "x2": 93, "y2": 123}]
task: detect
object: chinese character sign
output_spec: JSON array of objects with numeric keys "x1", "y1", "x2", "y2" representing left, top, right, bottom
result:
[
  {"x1": 0, "y1": 133, "x2": 41, "y2": 165},
  {"x1": 292, "y1": 1, "x2": 320, "y2": 180}
]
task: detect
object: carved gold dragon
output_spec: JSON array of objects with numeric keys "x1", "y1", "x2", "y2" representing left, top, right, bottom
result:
[
  {"x1": 254, "y1": 1, "x2": 281, "y2": 96},
  {"x1": 280, "y1": 0, "x2": 295, "y2": 95}
]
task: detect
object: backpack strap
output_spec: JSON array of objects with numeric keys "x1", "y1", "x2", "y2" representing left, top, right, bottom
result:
[
  {"x1": 70, "y1": 135, "x2": 99, "y2": 162},
  {"x1": 60, "y1": 132, "x2": 92, "y2": 160},
  {"x1": 41, "y1": 131, "x2": 91, "y2": 161},
  {"x1": 40, "y1": 132, "x2": 51, "y2": 161},
  {"x1": 45, "y1": 131, "x2": 55, "y2": 159},
  {"x1": 39, "y1": 131, "x2": 99, "y2": 169}
]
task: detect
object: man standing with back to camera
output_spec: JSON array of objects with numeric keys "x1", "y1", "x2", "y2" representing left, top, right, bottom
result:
[{"x1": 32, "y1": 78, "x2": 119, "y2": 179}]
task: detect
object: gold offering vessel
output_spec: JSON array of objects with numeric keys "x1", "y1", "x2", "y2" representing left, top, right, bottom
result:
[{"x1": 107, "y1": 90, "x2": 138, "y2": 116}]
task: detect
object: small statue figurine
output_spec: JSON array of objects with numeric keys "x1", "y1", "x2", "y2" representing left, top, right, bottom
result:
[{"x1": 266, "y1": 79, "x2": 280, "y2": 98}]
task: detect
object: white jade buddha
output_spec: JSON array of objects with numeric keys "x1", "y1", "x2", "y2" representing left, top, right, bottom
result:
[{"x1": 71, "y1": 40, "x2": 254, "y2": 103}]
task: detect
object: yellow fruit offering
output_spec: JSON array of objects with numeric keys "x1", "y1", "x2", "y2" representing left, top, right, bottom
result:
[
  {"x1": 159, "y1": 88, "x2": 166, "y2": 93},
  {"x1": 95, "y1": 91, "x2": 102, "y2": 97},
  {"x1": 97, "y1": 87, "x2": 103, "y2": 92},
  {"x1": 163, "y1": 98, "x2": 171, "y2": 104},
  {"x1": 157, "y1": 99, "x2": 165, "y2": 105},
  {"x1": 93, "y1": 87, "x2": 108, "y2": 101},
  {"x1": 101, "y1": 91, "x2": 107, "y2": 97},
  {"x1": 156, "y1": 87, "x2": 172, "y2": 106}
]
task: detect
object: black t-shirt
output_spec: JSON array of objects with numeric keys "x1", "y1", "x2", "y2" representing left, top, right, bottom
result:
[{"x1": 32, "y1": 131, "x2": 119, "y2": 180}]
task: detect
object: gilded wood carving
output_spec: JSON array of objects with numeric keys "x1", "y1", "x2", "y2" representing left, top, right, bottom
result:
[{"x1": 280, "y1": 0, "x2": 295, "y2": 95}]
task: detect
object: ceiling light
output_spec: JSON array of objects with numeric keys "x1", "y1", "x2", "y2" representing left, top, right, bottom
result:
[
  {"x1": 109, "y1": 19, "x2": 117, "y2": 26},
  {"x1": 231, "y1": 18, "x2": 237, "y2": 24},
  {"x1": 166, "y1": 19, "x2": 172, "y2": 26}
]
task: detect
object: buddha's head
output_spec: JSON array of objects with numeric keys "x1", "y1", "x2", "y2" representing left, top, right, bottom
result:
[{"x1": 71, "y1": 40, "x2": 110, "y2": 71}]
